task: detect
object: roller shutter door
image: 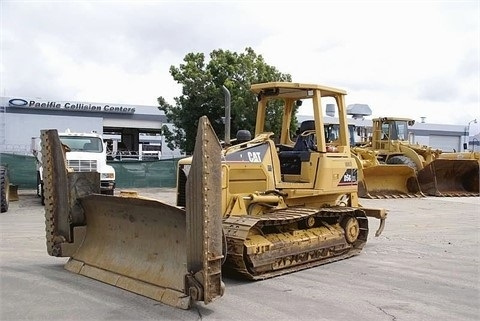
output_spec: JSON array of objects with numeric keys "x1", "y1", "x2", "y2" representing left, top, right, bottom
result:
[{"x1": 429, "y1": 135, "x2": 461, "y2": 152}]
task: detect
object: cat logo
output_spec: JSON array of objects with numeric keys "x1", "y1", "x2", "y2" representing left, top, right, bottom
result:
[{"x1": 247, "y1": 152, "x2": 262, "y2": 163}]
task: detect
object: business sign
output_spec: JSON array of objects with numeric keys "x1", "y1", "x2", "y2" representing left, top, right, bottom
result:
[{"x1": 7, "y1": 98, "x2": 136, "y2": 114}]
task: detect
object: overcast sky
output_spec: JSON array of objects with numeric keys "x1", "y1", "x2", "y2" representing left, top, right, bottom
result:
[{"x1": 1, "y1": 0, "x2": 479, "y2": 131}]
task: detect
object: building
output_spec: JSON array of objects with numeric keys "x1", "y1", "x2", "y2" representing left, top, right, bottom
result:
[{"x1": 0, "y1": 96, "x2": 183, "y2": 158}]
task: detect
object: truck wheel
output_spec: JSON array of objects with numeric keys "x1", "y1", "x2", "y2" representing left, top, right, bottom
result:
[
  {"x1": 1, "y1": 166, "x2": 10, "y2": 213},
  {"x1": 387, "y1": 155, "x2": 418, "y2": 170},
  {"x1": 36, "y1": 171, "x2": 42, "y2": 197}
]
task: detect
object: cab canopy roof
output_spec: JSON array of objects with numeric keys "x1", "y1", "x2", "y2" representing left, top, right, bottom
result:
[
  {"x1": 250, "y1": 82, "x2": 347, "y2": 99},
  {"x1": 374, "y1": 117, "x2": 415, "y2": 125}
]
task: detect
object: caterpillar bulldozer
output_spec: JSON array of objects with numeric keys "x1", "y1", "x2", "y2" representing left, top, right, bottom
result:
[
  {"x1": 41, "y1": 82, "x2": 386, "y2": 310},
  {"x1": 177, "y1": 82, "x2": 386, "y2": 279},
  {"x1": 355, "y1": 117, "x2": 479, "y2": 197}
]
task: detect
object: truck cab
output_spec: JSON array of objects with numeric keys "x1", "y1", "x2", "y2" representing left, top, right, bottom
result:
[{"x1": 32, "y1": 130, "x2": 116, "y2": 203}]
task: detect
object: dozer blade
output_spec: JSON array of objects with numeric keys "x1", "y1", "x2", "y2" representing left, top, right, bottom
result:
[
  {"x1": 41, "y1": 117, "x2": 224, "y2": 309},
  {"x1": 358, "y1": 165, "x2": 423, "y2": 199},
  {"x1": 417, "y1": 159, "x2": 479, "y2": 197},
  {"x1": 64, "y1": 195, "x2": 192, "y2": 308}
]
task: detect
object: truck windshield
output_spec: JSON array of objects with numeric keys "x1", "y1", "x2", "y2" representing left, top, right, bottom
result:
[{"x1": 59, "y1": 136, "x2": 103, "y2": 152}]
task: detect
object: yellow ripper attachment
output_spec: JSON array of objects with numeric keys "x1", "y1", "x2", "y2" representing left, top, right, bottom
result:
[
  {"x1": 417, "y1": 159, "x2": 479, "y2": 197},
  {"x1": 358, "y1": 165, "x2": 423, "y2": 199},
  {"x1": 41, "y1": 116, "x2": 224, "y2": 309}
]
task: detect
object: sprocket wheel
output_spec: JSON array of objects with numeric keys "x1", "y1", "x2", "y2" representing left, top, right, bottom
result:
[{"x1": 341, "y1": 216, "x2": 360, "y2": 244}]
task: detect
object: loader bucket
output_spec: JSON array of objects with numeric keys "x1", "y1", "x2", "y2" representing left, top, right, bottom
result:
[
  {"x1": 8, "y1": 184, "x2": 19, "y2": 201},
  {"x1": 358, "y1": 165, "x2": 423, "y2": 199},
  {"x1": 417, "y1": 159, "x2": 479, "y2": 197},
  {"x1": 41, "y1": 116, "x2": 224, "y2": 309}
]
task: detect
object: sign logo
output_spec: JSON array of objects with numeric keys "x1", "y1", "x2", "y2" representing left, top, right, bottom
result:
[
  {"x1": 247, "y1": 152, "x2": 262, "y2": 163},
  {"x1": 6, "y1": 98, "x2": 135, "y2": 114},
  {"x1": 8, "y1": 98, "x2": 28, "y2": 106},
  {"x1": 225, "y1": 143, "x2": 268, "y2": 162}
]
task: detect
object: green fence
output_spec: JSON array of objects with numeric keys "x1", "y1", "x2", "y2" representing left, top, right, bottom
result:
[
  {"x1": 0, "y1": 153, "x2": 181, "y2": 189},
  {"x1": 108, "y1": 158, "x2": 181, "y2": 188},
  {"x1": 0, "y1": 153, "x2": 37, "y2": 189}
]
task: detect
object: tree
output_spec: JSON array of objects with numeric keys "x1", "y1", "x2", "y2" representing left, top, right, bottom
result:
[{"x1": 158, "y1": 47, "x2": 292, "y2": 154}]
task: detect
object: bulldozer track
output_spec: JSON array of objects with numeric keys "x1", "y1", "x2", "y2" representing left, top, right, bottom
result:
[{"x1": 223, "y1": 207, "x2": 368, "y2": 280}]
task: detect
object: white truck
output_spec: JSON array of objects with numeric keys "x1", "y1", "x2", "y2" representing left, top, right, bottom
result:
[{"x1": 32, "y1": 130, "x2": 116, "y2": 204}]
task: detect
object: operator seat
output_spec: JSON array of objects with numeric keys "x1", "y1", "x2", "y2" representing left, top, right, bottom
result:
[
  {"x1": 278, "y1": 120, "x2": 316, "y2": 175},
  {"x1": 293, "y1": 120, "x2": 316, "y2": 153}
]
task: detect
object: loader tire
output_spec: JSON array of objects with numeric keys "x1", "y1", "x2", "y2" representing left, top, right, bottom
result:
[
  {"x1": 1, "y1": 166, "x2": 10, "y2": 213},
  {"x1": 387, "y1": 155, "x2": 417, "y2": 170}
]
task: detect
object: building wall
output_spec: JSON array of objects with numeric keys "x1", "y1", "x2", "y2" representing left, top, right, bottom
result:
[
  {"x1": 410, "y1": 124, "x2": 464, "y2": 152},
  {"x1": 2, "y1": 113, "x2": 103, "y2": 154}
]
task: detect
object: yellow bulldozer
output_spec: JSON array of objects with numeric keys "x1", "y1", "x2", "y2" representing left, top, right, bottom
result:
[
  {"x1": 41, "y1": 82, "x2": 386, "y2": 310},
  {"x1": 354, "y1": 117, "x2": 479, "y2": 197}
]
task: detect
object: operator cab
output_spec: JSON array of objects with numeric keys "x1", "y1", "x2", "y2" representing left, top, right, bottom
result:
[{"x1": 251, "y1": 82, "x2": 352, "y2": 187}]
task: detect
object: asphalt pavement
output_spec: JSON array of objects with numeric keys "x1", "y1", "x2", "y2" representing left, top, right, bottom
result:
[{"x1": 1, "y1": 189, "x2": 479, "y2": 321}]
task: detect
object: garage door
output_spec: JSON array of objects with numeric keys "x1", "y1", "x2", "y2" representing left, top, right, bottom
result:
[{"x1": 429, "y1": 135, "x2": 461, "y2": 152}]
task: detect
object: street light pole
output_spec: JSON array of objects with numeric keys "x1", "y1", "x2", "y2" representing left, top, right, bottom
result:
[{"x1": 466, "y1": 119, "x2": 477, "y2": 151}]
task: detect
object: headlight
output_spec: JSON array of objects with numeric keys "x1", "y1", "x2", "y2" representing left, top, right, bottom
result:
[{"x1": 101, "y1": 173, "x2": 115, "y2": 180}]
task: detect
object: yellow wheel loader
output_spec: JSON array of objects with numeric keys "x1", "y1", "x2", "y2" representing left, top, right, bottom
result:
[
  {"x1": 41, "y1": 82, "x2": 386, "y2": 310},
  {"x1": 351, "y1": 146, "x2": 423, "y2": 199},
  {"x1": 323, "y1": 122, "x2": 423, "y2": 199},
  {"x1": 356, "y1": 117, "x2": 479, "y2": 197}
]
